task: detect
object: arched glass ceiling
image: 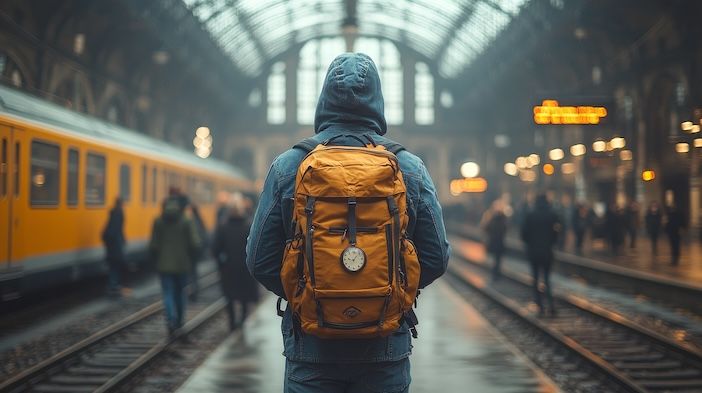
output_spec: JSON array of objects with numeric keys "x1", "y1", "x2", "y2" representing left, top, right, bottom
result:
[{"x1": 183, "y1": 0, "x2": 530, "y2": 78}]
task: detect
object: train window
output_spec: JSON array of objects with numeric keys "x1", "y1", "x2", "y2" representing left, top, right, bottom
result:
[
  {"x1": 1, "y1": 138, "x2": 6, "y2": 197},
  {"x1": 119, "y1": 164, "x2": 130, "y2": 202},
  {"x1": 14, "y1": 142, "x2": 19, "y2": 197},
  {"x1": 151, "y1": 167, "x2": 157, "y2": 204},
  {"x1": 141, "y1": 165, "x2": 147, "y2": 204},
  {"x1": 67, "y1": 149, "x2": 79, "y2": 206},
  {"x1": 85, "y1": 153, "x2": 106, "y2": 205},
  {"x1": 30, "y1": 141, "x2": 60, "y2": 206}
]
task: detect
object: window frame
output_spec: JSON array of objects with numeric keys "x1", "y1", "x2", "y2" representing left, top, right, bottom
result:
[
  {"x1": 151, "y1": 166, "x2": 158, "y2": 205},
  {"x1": 29, "y1": 139, "x2": 61, "y2": 207},
  {"x1": 67, "y1": 147, "x2": 79, "y2": 207},
  {"x1": 119, "y1": 163, "x2": 131, "y2": 203},
  {"x1": 85, "y1": 152, "x2": 106, "y2": 207},
  {"x1": 1, "y1": 137, "x2": 7, "y2": 199},
  {"x1": 141, "y1": 164, "x2": 148, "y2": 205}
]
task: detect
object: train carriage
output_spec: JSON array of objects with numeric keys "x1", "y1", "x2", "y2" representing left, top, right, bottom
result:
[{"x1": 0, "y1": 85, "x2": 250, "y2": 299}]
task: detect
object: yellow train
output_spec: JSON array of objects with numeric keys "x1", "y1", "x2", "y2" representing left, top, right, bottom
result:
[{"x1": 0, "y1": 85, "x2": 251, "y2": 299}]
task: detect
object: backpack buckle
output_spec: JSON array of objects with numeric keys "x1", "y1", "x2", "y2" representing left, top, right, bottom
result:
[{"x1": 276, "y1": 297, "x2": 285, "y2": 317}]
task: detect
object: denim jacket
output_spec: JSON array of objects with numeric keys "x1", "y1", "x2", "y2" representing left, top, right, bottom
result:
[{"x1": 246, "y1": 53, "x2": 449, "y2": 363}]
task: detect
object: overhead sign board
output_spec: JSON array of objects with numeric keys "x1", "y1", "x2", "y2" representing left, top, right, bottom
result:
[
  {"x1": 533, "y1": 99, "x2": 607, "y2": 125},
  {"x1": 450, "y1": 177, "x2": 488, "y2": 195}
]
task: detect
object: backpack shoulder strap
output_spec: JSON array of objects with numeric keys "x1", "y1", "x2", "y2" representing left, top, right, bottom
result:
[
  {"x1": 382, "y1": 141, "x2": 405, "y2": 155},
  {"x1": 293, "y1": 137, "x2": 319, "y2": 153}
]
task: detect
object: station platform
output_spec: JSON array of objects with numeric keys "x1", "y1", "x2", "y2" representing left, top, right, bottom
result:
[
  {"x1": 177, "y1": 281, "x2": 559, "y2": 393},
  {"x1": 453, "y1": 223, "x2": 702, "y2": 290}
]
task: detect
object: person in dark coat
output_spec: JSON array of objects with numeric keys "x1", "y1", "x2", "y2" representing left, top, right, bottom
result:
[
  {"x1": 481, "y1": 201, "x2": 508, "y2": 281},
  {"x1": 665, "y1": 205, "x2": 684, "y2": 266},
  {"x1": 605, "y1": 203, "x2": 626, "y2": 256},
  {"x1": 626, "y1": 201, "x2": 641, "y2": 248},
  {"x1": 102, "y1": 197, "x2": 125, "y2": 296},
  {"x1": 645, "y1": 201, "x2": 662, "y2": 255},
  {"x1": 212, "y1": 196, "x2": 259, "y2": 330},
  {"x1": 521, "y1": 194, "x2": 560, "y2": 317}
]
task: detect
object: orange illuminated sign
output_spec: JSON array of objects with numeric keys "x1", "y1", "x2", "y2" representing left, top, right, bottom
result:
[
  {"x1": 533, "y1": 100, "x2": 607, "y2": 125},
  {"x1": 450, "y1": 177, "x2": 488, "y2": 195}
]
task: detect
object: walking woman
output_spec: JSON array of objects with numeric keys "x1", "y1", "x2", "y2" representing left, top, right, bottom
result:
[
  {"x1": 481, "y1": 201, "x2": 508, "y2": 281},
  {"x1": 212, "y1": 193, "x2": 259, "y2": 330}
]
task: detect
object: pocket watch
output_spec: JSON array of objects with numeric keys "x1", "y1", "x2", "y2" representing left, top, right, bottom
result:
[{"x1": 341, "y1": 245, "x2": 366, "y2": 272}]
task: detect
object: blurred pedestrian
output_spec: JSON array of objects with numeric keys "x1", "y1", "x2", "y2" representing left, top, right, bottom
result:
[
  {"x1": 102, "y1": 197, "x2": 125, "y2": 297},
  {"x1": 216, "y1": 190, "x2": 230, "y2": 228},
  {"x1": 481, "y1": 201, "x2": 508, "y2": 281},
  {"x1": 605, "y1": 203, "x2": 625, "y2": 256},
  {"x1": 521, "y1": 194, "x2": 560, "y2": 317},
  {"x1": 645, "y1": 201, "x2": 662, "y2": 255},
  {"x1": 150, "y1": 195, "x2": 201, "y2": 335},
  {"x1": 188, "y1": 203, "x2": 208, "y2": 302},
  {"x1": 665, "y1": 205, "x2": 684, "y2": 266},
  {"x1": 626, "y1": 201, "x2": 640, "y2": 248},
  {"x1": 212, "y1": 193, "x2": 259, "y2": 330},
  {"x1": 572, "y1": 203, "x2": 591, "y2": 255}
]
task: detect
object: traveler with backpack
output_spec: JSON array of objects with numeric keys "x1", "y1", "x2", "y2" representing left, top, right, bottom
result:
[{"x1": 246, "y1": 53, "x2": 449, "y2": 393}]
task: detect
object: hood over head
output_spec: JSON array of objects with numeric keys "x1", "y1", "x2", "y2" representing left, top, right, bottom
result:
[{"x1": 314, "y1": 53, "x2": 387, "y2": 135}]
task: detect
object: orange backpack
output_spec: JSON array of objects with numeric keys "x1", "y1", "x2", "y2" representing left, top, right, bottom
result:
[{"x1": 280, "y1": 135, "x2": 421, "y2": 339}]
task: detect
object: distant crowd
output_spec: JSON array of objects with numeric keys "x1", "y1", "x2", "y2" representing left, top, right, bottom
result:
[
  {"x1": 101, "y1": 188, "x2": 259, "y2": 336},
  {"x1": 480, "y1": 193, "x2": 687, "y2": 317}
]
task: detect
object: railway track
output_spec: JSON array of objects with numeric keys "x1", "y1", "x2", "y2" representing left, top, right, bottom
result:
[
  {"x1": 0, "y1": 273, "x2": 225, "y2": 393},
  {"x1": 447, "y1": 251, "x2": 702, "y2": 392}
]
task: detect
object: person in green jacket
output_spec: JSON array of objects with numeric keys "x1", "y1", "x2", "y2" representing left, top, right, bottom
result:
[{"x1": 150, "y1": 195, "x2": 201, "y2": 334}]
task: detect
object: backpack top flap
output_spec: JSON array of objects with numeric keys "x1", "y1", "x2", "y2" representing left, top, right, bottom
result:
[{"x1": 295, "y1": 145, "x2": 406, "y2": 198}]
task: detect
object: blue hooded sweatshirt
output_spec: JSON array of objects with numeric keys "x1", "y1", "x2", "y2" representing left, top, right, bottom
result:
[
  {"x1": 314, "y1": 53, "x2": 387, "y2": 135},
  {"x1": 246, "y1": 53, "x2": 450, "y2": 363}
]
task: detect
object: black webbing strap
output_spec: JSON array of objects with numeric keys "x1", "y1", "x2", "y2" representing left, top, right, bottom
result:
[
  {"x1": 383, "y1": 141, "x2": 405, "y2": 155},
  {"x1": 347, "y1": 197, "x2": 357, "y2": 245},
  {"x1": 403, "y1": 309, "x2": 419, "y2": 338},
  {"x1": 305, "y1": 196, "x2": 316, "y2": 286},
  {"x1": 282, "y1": 197, "x2": 295, "y2": 241},
  {"x1": 387, "y1": 197, "x2": 401, "y2": 286},
  {"x1": 276, "y1": 297, "x2": 285, "y2": 317},
  {"x1": 362, "y1": 134, "x2": 378, "y2": 147},
  {"x1": 293, "y1": 137, "x2": 319, "y2": 153}
]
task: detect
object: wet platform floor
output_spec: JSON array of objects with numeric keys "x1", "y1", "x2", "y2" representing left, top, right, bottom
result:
[{"x1": 177, "y1": 280, "x2": 558, "y2": 393}]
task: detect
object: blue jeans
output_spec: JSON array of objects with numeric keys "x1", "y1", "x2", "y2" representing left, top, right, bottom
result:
[
  {"x1": 160, "y1": 273, "x2": 187, "y2": 330},
  {"x1": 284, "y1": 358, "x2": 410, "y2": 393}
]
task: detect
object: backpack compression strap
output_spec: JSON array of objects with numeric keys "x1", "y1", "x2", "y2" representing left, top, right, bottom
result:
[{"x1": 293, "y1": 136, "x2": 405, "y2": 155}]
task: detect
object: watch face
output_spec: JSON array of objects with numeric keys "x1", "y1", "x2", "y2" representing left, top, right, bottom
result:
[{"x1": 341, "y1": 246, "x2": 366, "y2": 272}]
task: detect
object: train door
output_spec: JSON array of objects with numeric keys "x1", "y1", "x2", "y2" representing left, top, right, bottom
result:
[{"x1": 0, "y1": 124, "x2": 12, "y2": 267}]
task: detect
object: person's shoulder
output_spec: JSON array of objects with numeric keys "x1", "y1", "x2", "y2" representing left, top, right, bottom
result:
[
  {"x1": 271, "y1": 147, "x2": 308, "y2": 177},
  {"x1": 375, "y1": 136, "x2": 425, "y2": 175}
]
